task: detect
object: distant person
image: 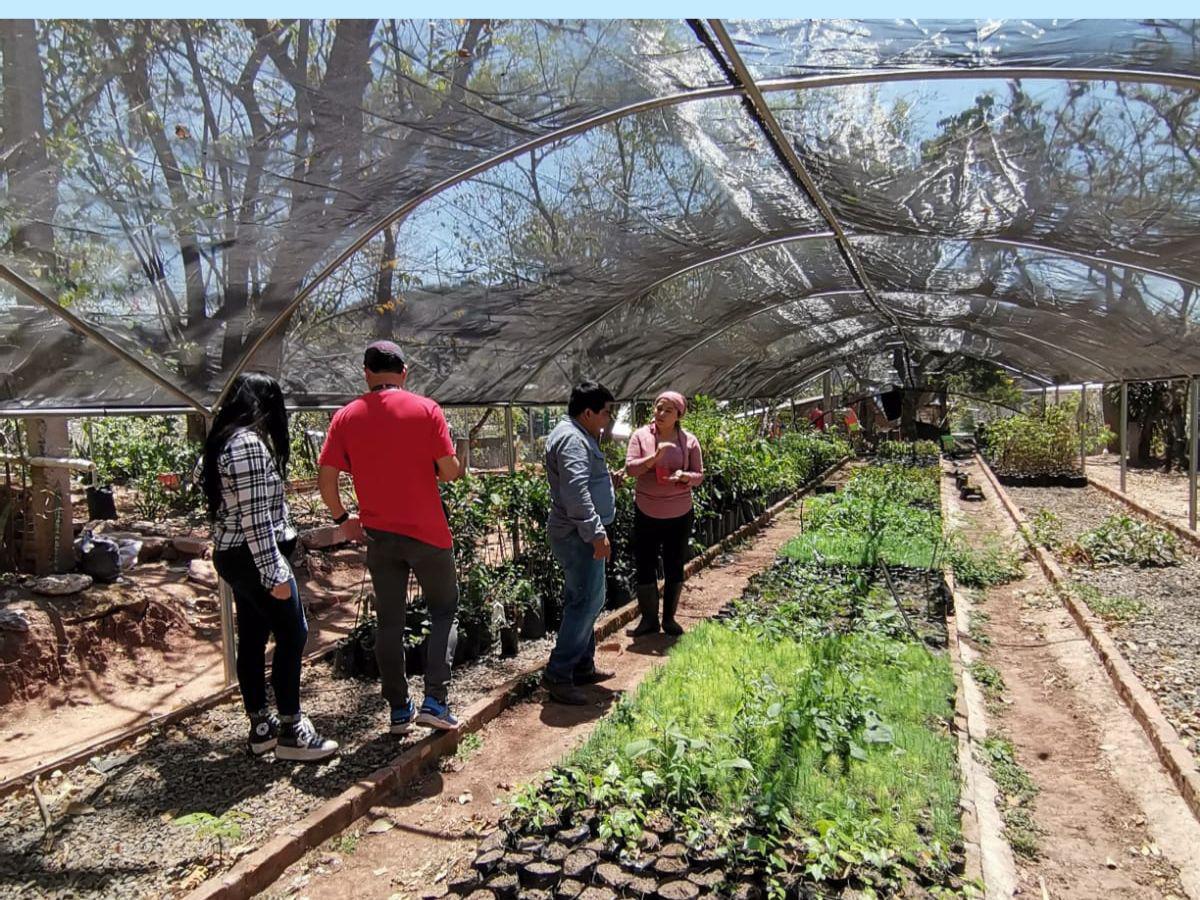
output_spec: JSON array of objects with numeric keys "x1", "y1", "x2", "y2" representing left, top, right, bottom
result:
[
  {"x1": 318, "y1": 341, "x2": 464, "y2": 734},
  {"x1": 624, "y1": 391, "x2": 704, "y2": 637},
  {"x1": 807, "y1": 405, "x2": 827, "y2": 431},
  {"x1": 199, "y1": 373, "x2": 337, "y2": 762},
  {"x1": 541, "y1": 381, "x2": 619, "y2": 705}
]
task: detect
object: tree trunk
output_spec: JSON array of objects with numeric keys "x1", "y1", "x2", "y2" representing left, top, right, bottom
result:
[
  {"x1": 0, "y1": 20, "x2": 58, "y2": 288},
  {"x1": 22, "y1": 417, "x2": 74, "y2": 574}
]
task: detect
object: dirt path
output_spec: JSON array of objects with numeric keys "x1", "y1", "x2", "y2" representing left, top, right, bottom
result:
[
  {"x1": 0, "y1": 553, "x2": 365, "y2": 784},
  {"x1": 948, "y1": 459, "x2": 1200, "y2": 900},
  {"x1": 260, "y1": 492, "x2": 835, "y2": 900}
]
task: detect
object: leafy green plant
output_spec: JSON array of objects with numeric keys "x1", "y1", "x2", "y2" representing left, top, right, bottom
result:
[
  {"x1": 968, "y1": 661, "x2": 1005, "y2": 699},
  {"x1": 978, "y1": 737, "x2": 1040, "y2": 858},
  {"x1": 948, "y1": 534, "x2": 1023, "y2": 587},
  {"x1": 172, "y1": 810, "x2": 249, "y2": 862},
  {"x1": 1074, "y1": 515, "x2": 1179, "y2": 567},
  {"x1": 983, "y1": 399, "x2": 1111, "y2": 477},
  {"x1": 1029, "y1": 508, "x2": 1064, "y2": 549}
]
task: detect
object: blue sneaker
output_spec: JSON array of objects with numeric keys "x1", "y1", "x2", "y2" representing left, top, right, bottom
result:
[
  {"x1": 415, "y1": 697, "x2": 460, "y2": 731},
  {"x1": 389, "y1": 699, "x2": 416, "y2": 735}
]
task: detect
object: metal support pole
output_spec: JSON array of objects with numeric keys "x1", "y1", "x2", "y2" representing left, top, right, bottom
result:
[
  {"x1": 1054, "y1": 384, "x2": 1060, "y2": 405},
  {"x1": 505, "y1": 405, "x2": 520, "y2": 556},
  {"x1": 1190, "y1": 376, "x2": 1198, "y2": 531},
  {"x1": 527, "y1": 406, "x2": 536, "y2": 462},
  {"x1": 218, "y1": 578, "x2": 237, "y2": 687},
  {"x1": 1079, "y1": 383, "x2": 1087, "y2": 473},
  {"x1": 1119, "y1": 381, "x2": 1128, "y2": 494},
  {"x1": 822, "y1": 371, "x2": 833, "y2": 416},
  {"x1": 1041, "y1": 387, "x2": 1048, "y2": 413}
]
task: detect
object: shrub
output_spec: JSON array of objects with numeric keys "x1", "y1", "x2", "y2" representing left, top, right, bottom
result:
[
  {"x1": 1074, "y1": 514, "x2": 1179, "y2": 567},
  {"x1": 983, "y1": 400, "x2": 1111, "y2": 477}
]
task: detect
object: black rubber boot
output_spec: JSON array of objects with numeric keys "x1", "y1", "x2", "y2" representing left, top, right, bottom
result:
[
  {"x1": 662, "y1": 582, "x2": 684, "y2": 636},
  {"x1": 626, "y1": 583, "x2": 660, "y2": 637}
]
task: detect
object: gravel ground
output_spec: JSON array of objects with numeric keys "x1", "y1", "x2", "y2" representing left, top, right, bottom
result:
[
  {"x1": 0, "y1": 637, "x2": 554, "y2": 900},
  {"x1": 1006, "y1": 485, "x2": 1200, "y2": 769}
]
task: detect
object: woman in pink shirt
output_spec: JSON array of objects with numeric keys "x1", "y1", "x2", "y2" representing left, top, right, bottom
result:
[{"x1": 624, "y1": 391, "x2": 704, "y2": 636}]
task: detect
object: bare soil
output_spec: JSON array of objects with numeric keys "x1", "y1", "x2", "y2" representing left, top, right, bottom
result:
[
  {"x1": 948, "y1": 459, "x2": 1200, "y2": 899},
  {"x1": 0, "y1": 546, "x2": 366, "y2": 784},
  {"x1": 258, "y1": 499, "x2": 833, "y2": 900}
]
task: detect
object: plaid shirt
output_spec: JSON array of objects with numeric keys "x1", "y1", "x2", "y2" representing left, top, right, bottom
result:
[{"x1": 195, "y1": 429, "x2": 296, "y2": 589}]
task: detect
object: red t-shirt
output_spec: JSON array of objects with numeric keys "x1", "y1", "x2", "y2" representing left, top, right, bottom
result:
[{"x1": 318, "y1": 389, "x2": 456, "y2": 548}]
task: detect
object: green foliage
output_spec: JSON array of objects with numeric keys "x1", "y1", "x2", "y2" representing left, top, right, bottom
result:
[
  {"x1": 1028, "y1": 508, "x2": 1065, "y2": 549},
  {"x1": 785, "y1": 465, "x2": 941, "y2": 569},
  {"x1": 968, "y1": 661, "x2": 1005, "y2": 698},
  {"x1": 172, "y1": 810, "x2": 249, "y2": 861},
  {"x1": 81, "y1": 416, "x2": 198, "y2": 485},
  {"x1": 947, "y1": 534, "x2": 1024, "y2": 587},
  {"x1": 1068, "y1": 581, "x2": 1146, "y2": 624},
  {"x1": 983, "y1": 400, "x2": 1112, "y2": 476},
  {"x1": 876, "y1": 440, "x2": 940, "y2": 466},
  {"x1": 978, "y1": 737, "x2": 1040, "y2": 858},
  {"x1": 1075, "y1": 515, "x2": 1179, "y2": 567}
]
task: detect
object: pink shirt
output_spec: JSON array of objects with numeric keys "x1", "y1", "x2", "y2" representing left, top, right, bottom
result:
[{"x1": 625, "y1": 424, "x2": 704, "y2": 520}]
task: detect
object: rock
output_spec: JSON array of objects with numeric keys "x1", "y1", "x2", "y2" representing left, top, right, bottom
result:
[
  {"x1": 594, "y1": 863, "x2": 629, "y2": 890},
  {"x1": 138, "y1": 538, "x2": 167, "y2": 563},
  {"x1": 656, "y1": 881, "x2": 699, "y2": 900},
  {"x1": 187, "y1": 558, "x2": 218, "y2": 590},
  {"x1": 0, "y1": 609, "x2": 30, "y2": 632},
  {"x1": 32, "y1": 574, "x2": 92, "y2": 596},
  {"x1": 562, "y1": 848, "x2": 598, "y2": 880},
  {"x1": 519, "y1": 861, "x2": 560, "y2": 890},
  {"x1": 301, "y1": 525, "x2": 346, "y2": 550},
  {"x1": 171, "y1": 536, "x2": 208, "y2": 558},
  {"x1": 132, "y1": 521, "x2": 170, "y2": 537}
]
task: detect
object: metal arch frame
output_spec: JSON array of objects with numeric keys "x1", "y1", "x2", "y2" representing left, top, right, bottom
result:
[
  {"x1": 0, "y1": 264, "x2": 210, "y2": 415},
  {"x1": 700, "y1": 19, "x2": 917, "y2": 370},
  {"x1": 511, "y1": 231, "x2": 842, "y2": 398},
  {"x1": 730, "y1": 317, "x2": 1091, "y2": 399},
  {"x1": 212, "y1": 55, "x2": 1200, "y2": 412}
]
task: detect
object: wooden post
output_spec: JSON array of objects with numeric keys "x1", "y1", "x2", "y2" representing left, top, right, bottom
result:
[
  {"x1": 1119, "y1": 381, "x2": 1128, "y2": 494},
  {"x1": 21, "y1": 416, "x2": 74, "y2": 574},
  {"x1": 505, "y1": 405, "x2": 520, "y2": 556},
  {"x1": 822, "y1": 371, "x2": 833, "y2": 417},
  {"x1": 790, "y1": 395, "x2": 799, "y2": 431},
  {"x1": 527, "y1": 406, "x2": 536, "y2": 462},
  {"x1": 218, "y1": 578, "x2": 237, "y2": 686},
  {"x1": 1190, "y1": 376, "x2": 1198, "y2": 531}
]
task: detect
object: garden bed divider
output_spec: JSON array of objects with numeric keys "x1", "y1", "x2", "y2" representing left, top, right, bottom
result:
[
  {"x1": 939, "y1": 466, "x2": 1018, "y2": 899},
  {"x1": 975, "y1": 454, "x2": 1200, "y2": 827},
  {"x1": 1086, "y1": 476, "x2": 1200, "y2": 550},
  {"x1": 182, "y1": 457, "x2": 849, "y2": 900}
]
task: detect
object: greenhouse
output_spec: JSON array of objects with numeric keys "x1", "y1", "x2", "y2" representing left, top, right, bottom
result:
[{"x1": 1, "y1": 17, "x2": 1200, "y2": 900}]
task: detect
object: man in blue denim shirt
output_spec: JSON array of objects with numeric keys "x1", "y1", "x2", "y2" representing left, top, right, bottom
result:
[{"x1": 542, "y1": 381, "x2": 619, "y2": 704}]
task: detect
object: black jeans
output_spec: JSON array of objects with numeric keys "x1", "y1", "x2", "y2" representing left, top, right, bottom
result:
[
  {"x1": 633, "y1": 508, "x2": 693, "y2": 587},
  {"x1": 212, "y1": 539, "x2": 306, "y2": 717}
]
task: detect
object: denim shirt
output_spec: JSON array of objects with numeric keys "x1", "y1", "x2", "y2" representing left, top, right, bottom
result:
[{"x1": 545, "y1": 417, "x2": 616, "y2": 543}]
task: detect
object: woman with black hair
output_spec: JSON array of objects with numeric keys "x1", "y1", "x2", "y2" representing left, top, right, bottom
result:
[{"x1": 199, "y1": 372, "x2": 337, "y2": 762}]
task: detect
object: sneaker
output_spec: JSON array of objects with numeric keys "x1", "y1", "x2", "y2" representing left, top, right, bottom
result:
[
  {"x1": 275, "y1": 715, "x2": 338, "y2": 762},
  {"x1": 390, "y1": 699, "x2": 417, "y2": 735},
  {"x1": 248, "y1": 709, "x2": 279, "y2": 756},
  {"x1": 541, "y1": 674, "x2": 588, "y2": 706},
  {"x1": 415, "y1": 697, "x2": 460, "y2": 731}
]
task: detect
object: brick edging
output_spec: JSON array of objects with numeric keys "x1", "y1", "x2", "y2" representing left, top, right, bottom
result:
[
  {"x1": 974, "y1": 455, "x2": 1200, "y2": 826},
  {"x1": 184, "y1": 459, "x2": 849, "y2": 900},
  {"x1": 1086, "y1": 477, "x2": 1200, "y2": 549}
]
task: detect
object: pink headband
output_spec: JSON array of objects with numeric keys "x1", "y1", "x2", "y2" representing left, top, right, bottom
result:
[{"x1": 656, "y1": 391, "x2": 687, "y2": 417}]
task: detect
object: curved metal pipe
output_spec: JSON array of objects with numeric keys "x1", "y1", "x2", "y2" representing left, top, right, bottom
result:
[{"x1": 0, "y1": 265, "x2": 210, "y2": 415}]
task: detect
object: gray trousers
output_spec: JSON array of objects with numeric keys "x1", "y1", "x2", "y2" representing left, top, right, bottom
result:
[{"x1": 364, "y1": 528, "x2": 459, "y2": 706}]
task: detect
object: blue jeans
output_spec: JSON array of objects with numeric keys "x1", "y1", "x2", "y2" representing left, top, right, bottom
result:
[{"x1": 546, "y1": 533, "x2": 607, "y2": 684}]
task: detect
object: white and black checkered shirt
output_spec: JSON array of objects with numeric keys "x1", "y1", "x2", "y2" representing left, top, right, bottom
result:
[{"x1": 196, "y1": 429, "x2": 296, "y2": 589}]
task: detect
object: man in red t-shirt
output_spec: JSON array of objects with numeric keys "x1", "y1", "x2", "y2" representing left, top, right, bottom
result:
[{"x1": 318, "y1": 341, "x2": 464, "y2": 734}]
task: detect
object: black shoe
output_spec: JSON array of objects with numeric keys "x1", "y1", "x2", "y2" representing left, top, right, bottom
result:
[
  {"x1": 662, "y1": 582, "x2": 684, "y2": 636},
  {"x1": 541, "y1": 674, "x2": 588, "y2": 705},
  {"x1": 248, "y1": 709, "x2": 279, "y2": 756},
  {"x1": 625, "y1": 583, "x2": 660, "y2": 637},
  {"x1": 276, "y1": 715, "x2": 339, "y2": 762},
  {"x1": 574, "y1": 668, "x2": 615, "y2": 686}
]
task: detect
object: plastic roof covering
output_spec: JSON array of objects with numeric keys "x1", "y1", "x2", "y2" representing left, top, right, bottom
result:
[{"x1": 1, "y1": 18, "x2": 1199, "y2": 413}]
